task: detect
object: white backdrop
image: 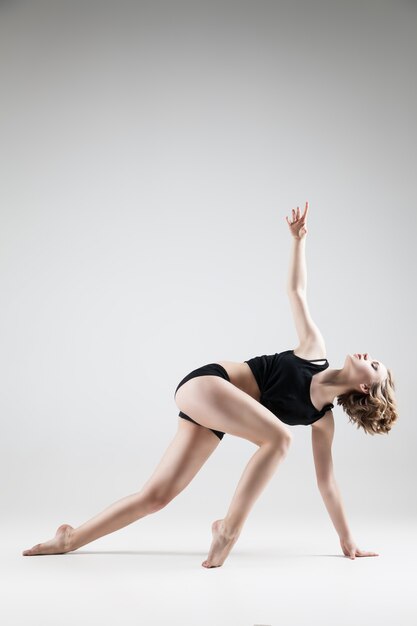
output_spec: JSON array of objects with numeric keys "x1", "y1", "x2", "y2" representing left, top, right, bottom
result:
[{"x1": 1, "y1": 0, "x2": 416, "y2": 536}]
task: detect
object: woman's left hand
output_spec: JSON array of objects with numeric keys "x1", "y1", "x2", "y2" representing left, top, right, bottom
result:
[
  {"x1": 285, "y1": 201, "x2": 309, "y2": 240},
  {"x1": 340, "y1": 536, "x2": 380, "y2": 560}
]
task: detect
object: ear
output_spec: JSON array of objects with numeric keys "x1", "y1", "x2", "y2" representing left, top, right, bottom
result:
[{"x1": 359, "y1": 383, "x2": 370, "y2": 394}]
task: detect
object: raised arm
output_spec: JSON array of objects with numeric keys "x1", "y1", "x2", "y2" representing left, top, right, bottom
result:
[
  {"x1": 285, "y1": 202, "x2": 325, "y2": 352},
  {"x1": 286, "y1": 202, "x2": 308, "y2": 292}
]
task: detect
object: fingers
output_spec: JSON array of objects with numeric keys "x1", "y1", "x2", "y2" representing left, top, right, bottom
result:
[
  {"x1": 357, "y1": 550, "x2": 379, "y2": 557},
  {"x1": 347, "y1": 549, "x2": 380, "y2": 559},
  {"x1": 286, "y1": 202, "x2": 309, "y2": 224}
]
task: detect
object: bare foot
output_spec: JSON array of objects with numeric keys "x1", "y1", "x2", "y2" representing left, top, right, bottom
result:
[
  {"x1": 22, "y1": 524, "x2": 74, "y2": 556},
  {"x1": 202, "y1": 519, "x2": 240, "y2": 568}
]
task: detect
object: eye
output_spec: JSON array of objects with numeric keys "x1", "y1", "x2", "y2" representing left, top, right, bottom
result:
[{"x1": 372, "y1": 362, "x2": 378, "y2": 370}]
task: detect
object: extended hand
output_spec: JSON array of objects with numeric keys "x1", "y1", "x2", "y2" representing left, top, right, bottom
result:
[
  {"x1": 340, "y1": 536, "x2": 380, "y2": 560},
  {"x1": 285, "y1": 201, "x2": 309, "y2": 239}
]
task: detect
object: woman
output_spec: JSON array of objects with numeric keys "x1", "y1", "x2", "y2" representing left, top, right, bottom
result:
[{"x1": 22, "y1": 201, "x2": 398, "y2": 567}]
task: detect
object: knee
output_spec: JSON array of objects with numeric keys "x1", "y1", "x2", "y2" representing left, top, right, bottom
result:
[
  {"x1": 141, "y1": 489, "x2": 174, "y2": 513},
  {"x1": 269, "y1": 431, "x2": 292, "y2": 455}
]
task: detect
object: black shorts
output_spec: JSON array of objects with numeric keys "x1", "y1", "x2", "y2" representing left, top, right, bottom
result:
[{"x1": 174, "y1": 363, "x2": 230, "y2": 440}]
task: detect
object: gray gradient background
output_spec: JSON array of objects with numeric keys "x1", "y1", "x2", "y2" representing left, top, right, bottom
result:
[
  {"x1": 1, "y1": 0, "x2": 415, "y2": 520},
  {"x1": 1, "y1": 0, "x2": 416, "y2": 623}
]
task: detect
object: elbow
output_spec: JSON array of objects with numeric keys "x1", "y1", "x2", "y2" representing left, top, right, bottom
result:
[
  {"x1": 287, "y1": 286, "x2": 306, "y2": 296},
  {"x1": 317, "y1": 477, "x2": 336, "y2": 494}
]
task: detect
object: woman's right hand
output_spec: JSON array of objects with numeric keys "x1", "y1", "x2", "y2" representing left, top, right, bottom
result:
[{"x1": 285, "y1": 201, "x2": 309, "y2": 240}]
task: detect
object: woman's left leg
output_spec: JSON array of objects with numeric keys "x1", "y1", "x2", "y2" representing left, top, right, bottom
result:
[{"x1": 22, "y1": 418, "x2": 220, "y2": 556}]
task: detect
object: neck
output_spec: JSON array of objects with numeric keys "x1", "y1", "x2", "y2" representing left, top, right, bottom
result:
[{"x1": 315, "y1": 367, "x2": 355, "y2": 403}]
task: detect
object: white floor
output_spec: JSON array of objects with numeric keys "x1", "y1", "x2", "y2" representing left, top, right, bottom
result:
[{"x1": 4, "y1": 516, "x2": 416, "y2": 626}]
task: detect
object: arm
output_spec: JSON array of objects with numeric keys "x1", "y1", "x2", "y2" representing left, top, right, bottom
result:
[
  {"x1": 286, "y1": 203, "x2": 308, "y2": 292},
  {"x1": 312, "y1": 413, "x2": 379, "y2": 559},
  {"x1": 285, "y1": 203, "x2": 326, "y2": 350},
  {"x1": 287, "y1": 236, "x2": 307, "y2": 292},
  {"x1": 318, "y1": 483, "x2": 354, "y2": 542},
  {"x1": 312, "y1": 412, "x2": 353, "y2": 540}
]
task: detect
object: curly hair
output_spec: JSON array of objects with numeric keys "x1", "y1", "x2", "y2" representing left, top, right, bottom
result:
[{"x1": 336, "y1": 368, "x2": 398, "y2": 435}]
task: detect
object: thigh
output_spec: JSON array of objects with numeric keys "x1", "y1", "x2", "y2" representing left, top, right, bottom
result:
[
  {"x1": 175, "y1": 376, "x2": 292, "y2": 447},
  {"x1": 174, "y1": 363, "x2": 230, "y2": 440},
  {"x1": 139, "y1": 417, "x2": 220, "y2": 503}
]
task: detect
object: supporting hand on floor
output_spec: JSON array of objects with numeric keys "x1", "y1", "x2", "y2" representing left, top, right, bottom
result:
[{"x1": 340, "y1": 535, "x2": 379, "y2": 560}]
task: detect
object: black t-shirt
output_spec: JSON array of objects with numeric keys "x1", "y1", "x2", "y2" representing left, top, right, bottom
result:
[{"x1": 244, "y1": 349, "x2": 334, "y2": 426}]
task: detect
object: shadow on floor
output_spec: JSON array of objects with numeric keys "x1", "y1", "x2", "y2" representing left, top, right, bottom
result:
[{"x1": 64, "y1": 549, "x2": 345, "y2": 559}]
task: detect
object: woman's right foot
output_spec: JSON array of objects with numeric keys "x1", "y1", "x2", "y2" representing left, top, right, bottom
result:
[{"x1": 22, "y1": 524, "x2": 74, "y2": 556}]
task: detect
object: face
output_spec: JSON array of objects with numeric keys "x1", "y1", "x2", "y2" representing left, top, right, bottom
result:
[{"x1": 345, "y1": 353, "x2": 388, "y2": 393}]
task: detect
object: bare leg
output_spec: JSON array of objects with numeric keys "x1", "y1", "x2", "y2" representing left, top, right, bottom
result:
[
  {"x1": 69, "y1": 490, "x2": 158, "y2": 551},
  {"x1": 174, "y1": 375, "x2": 294, "y2": 568},
  {"x1": 22, "y1": 419, "x2": 220, "y2": 556},
  {"x1": 202, "y1": 438, "x2": 290, "y2": 568}
]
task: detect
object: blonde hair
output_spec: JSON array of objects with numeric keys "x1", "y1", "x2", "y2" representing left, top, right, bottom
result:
[{"x1": 336, "y1": 368, "x2": 398, "y2": 435}]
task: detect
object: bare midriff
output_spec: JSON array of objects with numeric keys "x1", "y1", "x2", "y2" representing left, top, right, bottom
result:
[{"x1": 215, "y1": 361, "x2": 261, "y2": 402}]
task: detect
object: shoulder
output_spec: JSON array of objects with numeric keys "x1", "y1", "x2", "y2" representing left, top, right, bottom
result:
[{"x1": 311, "y1": 409, "x2": 334, "y2": 432}]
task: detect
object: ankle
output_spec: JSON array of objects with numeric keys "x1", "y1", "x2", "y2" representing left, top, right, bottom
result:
[
  {"x1": 66, "y1": 528, "x2": 77, "y2": 552},
  {"x1": 221, "y1": 518, "x2": 241, "y2": 539}
]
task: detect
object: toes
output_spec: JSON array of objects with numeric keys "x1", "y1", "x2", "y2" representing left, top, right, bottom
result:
[
  {"x1": 202, "y1": 559, "x2": 221, "y2": 568},
  {"x1": 23, "y1": 544, "x2": 41, "y2": 556}
]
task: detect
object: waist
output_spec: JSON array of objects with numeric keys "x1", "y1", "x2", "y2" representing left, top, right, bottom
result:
[{"x1": 215, "y1": 361, "x2": 261, "y2": 402}]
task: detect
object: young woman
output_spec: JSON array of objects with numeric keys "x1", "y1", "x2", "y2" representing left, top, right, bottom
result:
[{"x1": 22, "y1": 201, "x2": 398, "y2": 567}]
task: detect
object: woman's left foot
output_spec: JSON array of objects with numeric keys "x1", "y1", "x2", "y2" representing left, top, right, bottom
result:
[
  {"x1": 22, "y1": 524, "x2": 74, "y2": 556},
  {"x1": 202, "y1": 519, "x2": 240, "y2": 568}
]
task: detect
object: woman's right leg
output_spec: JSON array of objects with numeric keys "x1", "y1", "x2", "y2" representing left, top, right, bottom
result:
[{"x1": 174, "y1": 376, "x2": 293, "y2": 567}]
